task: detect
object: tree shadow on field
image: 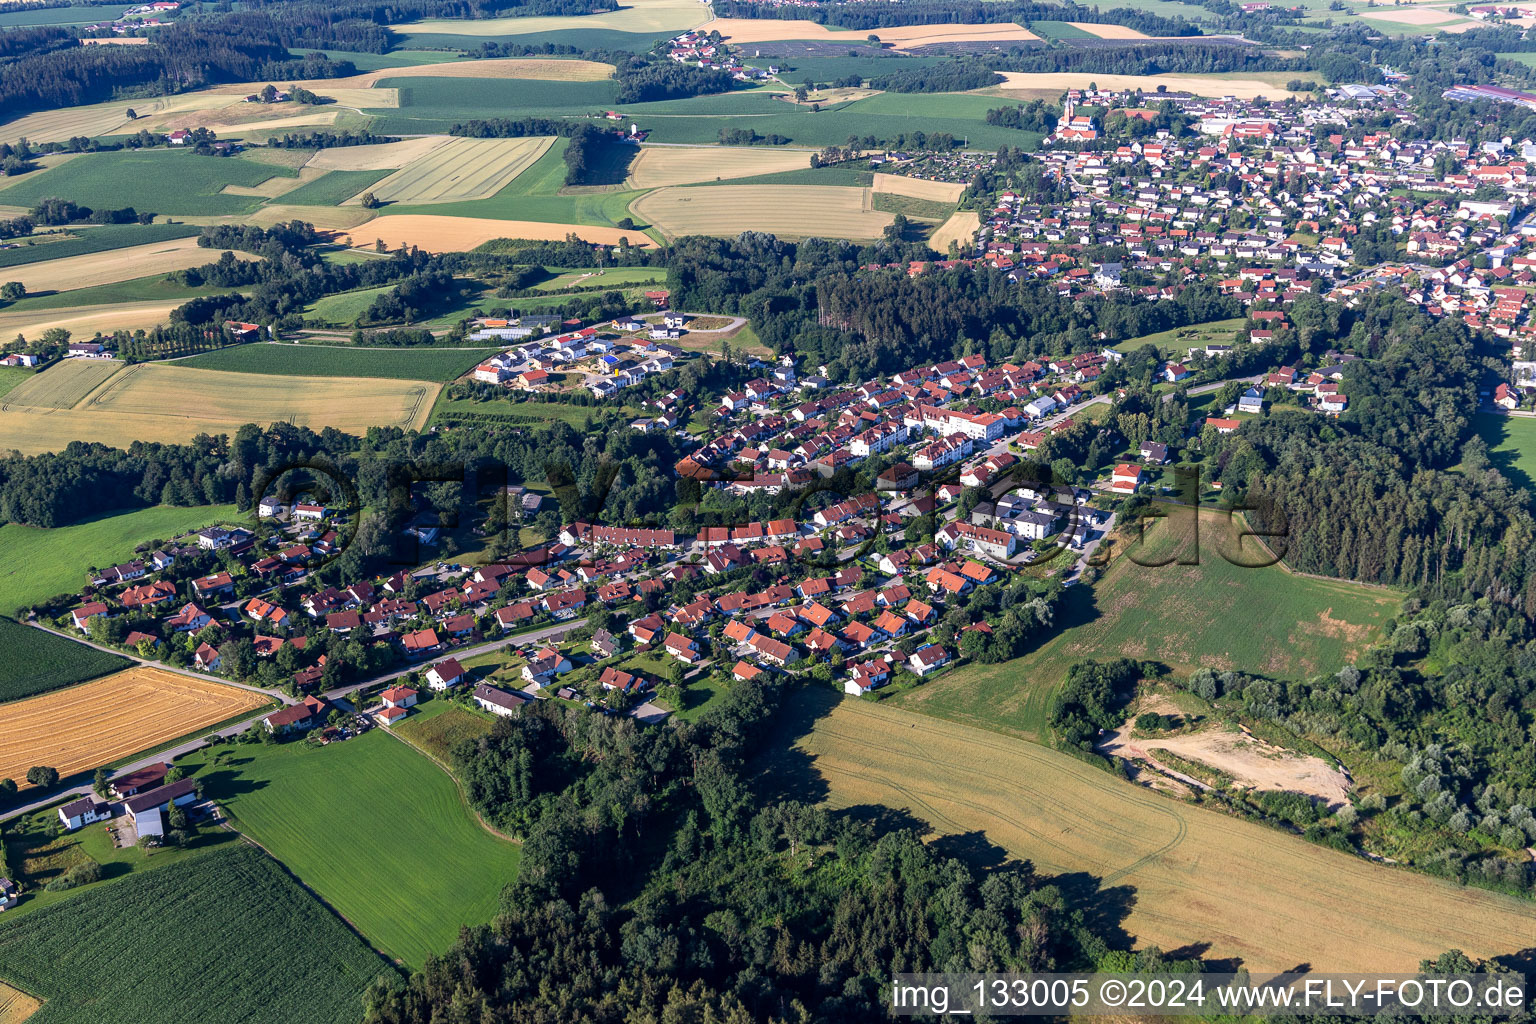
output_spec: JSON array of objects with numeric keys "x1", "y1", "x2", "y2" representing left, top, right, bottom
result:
[{"x1": 1047, "y1": 871, "x2": 1139, "y2": 952}]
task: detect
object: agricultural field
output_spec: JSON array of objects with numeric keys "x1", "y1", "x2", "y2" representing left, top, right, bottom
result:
[
  {"x1": 358, "y1": 137, "x2": 555, "y2": 205},
  {"x1": 892, "y1": 509, "x2": 1401, "y2": 742},
  {"x1": 929, "y1": 210, "x2": 980, "y2": 253},
  {"x1": 341, "y1": 213, "x2": 653, "y2": 251},
  {"x1": 0, "y1": 983, "x2": 39, "y2": 1024},
  {"x1": 989, "y1": 70, "x2": 1310, "y2": 100},
  {"x1": 0, "y1": 224, "x2": 201, "y2": 270},
  {"x1": 0, "y1": 845, "x2": 390, "y2": 1024},
  {"x1": 0, "y1": 3, "x2": 130, "y2": 25},
  {"x1": 633, "y1": 185, "x2": 894, "y2": 241},
  {"x1": 707, "y1": 18, "x2": 1042, "y2": 47},
  {"x1": 365, "y1": 76, "x2": 619, "y2": 133},
  {"x1": 1066, "y1": 21, "x2": 1153, "y2": 37},
  {"x1": 1028, "y1": 20, "x2": 1099, "y2": 39},
  {"x1": 2, "y1": 359, "x2": 121, "y2": 410},
  {"x1": 627, "y1": 145, "x2": 811, "y2": 188},
  {"x1": 0, "y1": 618, "x2": 129, "y2": 704},
  {"x1": 177, "y1": 729, "x2": 522, "y2": 968},
  {"x1": 233, "y1": 168, "x2": 389, "y2": 207},
  {"x1": 0, "y1": 666, "x2": 270, "y2": 787},
  {"x1": 1, "y1": 237, "x2": 254, "y2": 295},
  {"x1": 176, "y1": 343, "x2": 496, "y2": 382},
  {"x1": 292, "y1": 55, "x2": 615, "y2": 89},
  {"x1": 531, "y1": 265, "x2": 666, "y2": 290},
  {"x1": 774, "y1": 693, "x2": 1536, "y2": 972},
  {"x1": 0, "y1": 504, "x2": 238, "y2": 615},
  {"x1": 0, "y1": 362, "x2": 439, "y2": 454},
  {"x1": 0, "y1": 299, "x2": 184, "y2": 345},
  {"x1": 871, "y1": 172, "x2": 966, "y2": 203},
  {"x1": 394, "y1": 0, "x2": 709, "y2": 39},
  {"x1": 307, "y1": 135, "x2": 450, "y2": 171},
  {"x1": 0, "y1": 367, "x2": 31, "y2": 399},
  {"x1": 0, "y1": 150, "x2": 300, "y2": 217}
]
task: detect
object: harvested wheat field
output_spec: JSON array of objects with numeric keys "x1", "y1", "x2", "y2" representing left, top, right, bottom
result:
[
  {"x1": 0, "y1": 363, "x2": 438, "y2": 453},
  {"x1": 928, "y1": 210, "x2": 980, "y2": 252},
  {"x1": 783, "y1": 695, "x2": 1536, "y2": 972},
  {"x1": 0, "y1": 982, "x2": 39, "y2": 1024},
  {"x1": 634, "y1": 185, "x2": 893, "y2": 241},
  {"x1": 3, "y1": 237, "x2": 257, "y2": 294},
  {"x1": 708, "y1": 17, "x2": 1040, "y2": 46},
  {"x1": 1067, "y1": 21, "x2": 1150, "y2": 37},
  {"x1": 245, "y1": 204, "x2": 378, "y2": 232},
  {"x1": 627, "y1": 146, "x2": 811, "y2": 188},
  {"x1": 221, "y1": 166, "x2": 327, "y2": 199},
  {"x1": 872, "y1": 172, "x2": 966, "y2": 203},
  {"x1": 307, "y1": 136, "x2": 450, "y2": 171},
  {"x1": 990, "y1": 70, "x2": 1306, "y2": 100},
  {"x1": 400, "y1": 0, "x2": 708, "y2": 36},
  {"x1": 341, "y1": 214, "x2": 653, "y2": 252},
  {"x1": 1, "y1": 359, "x2": 122, "y2": 410},
  {"x1": 353, "y1": 137, "x2": 554, "y2": 205},
  {"x1": 304, "y1": 57, "x2": 615, "y2": 89},
  {"x1": 0, "y1": 666, "x2": 269, "y2": 786},
  {"x1": 0, "y1": 300, "x2": 180, "y2": 342}
]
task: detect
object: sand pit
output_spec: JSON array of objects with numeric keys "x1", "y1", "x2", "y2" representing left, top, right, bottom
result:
[
  {"x1": 340, "y1": 214, "x2": 654, "y2": 252},
  {"x1": 872, "y1": 172, "x2": 966, "y2": 203},
  {"x1": 626, "y1": 146, "x2": 811, "y2": 188},
  {"x1": 991, "y1": 70, "x2": 1307, "y2": 100},
  {"x1": 707, "y1": 18, "x2": 1041, "y2": 47},
  {"x1": 4, "y1": 237, "x2": 258, "y2": 293},
  {"x1": 307, "y1": 136, "x2": 451, "y2": 171}
]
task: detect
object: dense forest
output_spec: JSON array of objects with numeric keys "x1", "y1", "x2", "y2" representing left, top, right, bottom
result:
[{"x1": 711, "y1": 0, "x2": 1202, "y2": 37}]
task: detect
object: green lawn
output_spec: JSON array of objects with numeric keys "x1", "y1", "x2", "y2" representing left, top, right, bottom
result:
[
  {"x1": 890, "y1": 508, "x2": 1402, "y2": 743},
  {"x1": 0, "y1": 504, "x2": 240, "y2": 616},
  {"x1": 175, "y1": 344, "x2": 495, "y2": 381},
  {"x1": 0, "y1": 224, "x2": 201, "y2": 269},
  {"x1": 276, "y1": 168, "x2": 393, "y2": 206},
  {"x1": 0, "y1": 617, "x2": 129, "y2": 702},
  {"x1": 0, "y1": 151, "x2": 298, "y2": 217},
  {"x1": 177, "y1": 729, "x2": 521, "y2": 968},
  {"x1": 1472, "y1": 412, "x2": 1536, "y2": 491},
  {"x1": 0, "y1": 845, "x2": 391, "y2": 1024},
  {"x1": 1113, "y1": 317, "x2": 1247, "y2": 354},
  {"x1": 531, "y1": 266, "x2": 666, "y2": 291}
]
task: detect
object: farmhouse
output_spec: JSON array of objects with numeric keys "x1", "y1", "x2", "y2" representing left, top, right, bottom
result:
[
  {"x1": 58, "y1": 795, "x2": 111, "y2": 831},
  {"x1": 110, "y1": 762, "x2": 168, "y2": 798},
  {"x1": 123, "y1": 777, "x2": 199, "y2": 839}
]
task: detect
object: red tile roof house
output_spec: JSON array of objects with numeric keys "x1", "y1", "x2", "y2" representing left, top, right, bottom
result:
[
  {"x1": 110, "y1": 762, "x2": 168, "y2": 798},
  {"x1": 663, "y1": 632, "x2": 701, "y2": 664},
  {"x1": 425, "y1": 658, "x2": 465, "y2": 690},
  {"x1": 71, "y1": 602, "x2": 110, "y2": 632},
  {"x1": 164, "y1": 602, "x2": 211, "y2": 633},
  {"x1": 193, "y1": 642, "x2": 222, "y2": 671},
  {"x1": 400, "y1": 628, "x2": 441, "y2": 657},
  {"x1": 263, "y1": 695, "x2": 329, "y2": 734},
  {"x1": 381, "y1": 686, "x2": 418, "y2": 709},
  {"x1": 377, "y1": 705, "x2": 410, "y2": 727}
]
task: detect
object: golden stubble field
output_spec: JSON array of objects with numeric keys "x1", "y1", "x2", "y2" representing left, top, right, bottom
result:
[
  {"x1": 626, "y1": 146, "x2": 812, "y2": 189},
  {"x1": 784, "y1": 696, "x2": 1536, "y2": 972},
  {"x1": 1, "y1": 237, "x2": 258, "y2": 293},
  {"x1": 353, "y1": 137, "x2": 555, "y2": 205},
  {"x1": 872, "y1": 172, "x2": 966, "y2": 203},
  {"x1": 397, "y1": 0, "x2": 708, "y2": 37},
  {"x1": 632, "y1": 185, "x2": 894, "y2": 241},
  {"x1": 0, "y1": 666, "x2": 270, "y2": 786},
  {"x1": 0, "y1": 362, "x2": 439, "y2": 454},
  {"x1": 989, "y1": 70, "x2": 1311, "y2": 100},
  {"x1": 340, "y1": 213, "x2": 654, "y2": 251}
]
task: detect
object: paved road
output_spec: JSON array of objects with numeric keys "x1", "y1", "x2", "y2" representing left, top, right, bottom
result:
[{"x1": 1, "y1": 616, "x2": 587, "y2": 825}]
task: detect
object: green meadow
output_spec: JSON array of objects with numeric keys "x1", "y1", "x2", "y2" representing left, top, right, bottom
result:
[
  {"x1": 0, "y1": 151, "x2": 297, "y2": 217},
  {"x1": 891, "y1": 508, "x2": 1401, "y2": 743},
  {"x1": 0, "y1": 504, "x2": 240, "y2": 615},
  {"x1": 178, "y1": 730, "x2": 521, "y2": 968},
  {"x1": 176, "y1": 344, "x2": 496, "y2": 381}
]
